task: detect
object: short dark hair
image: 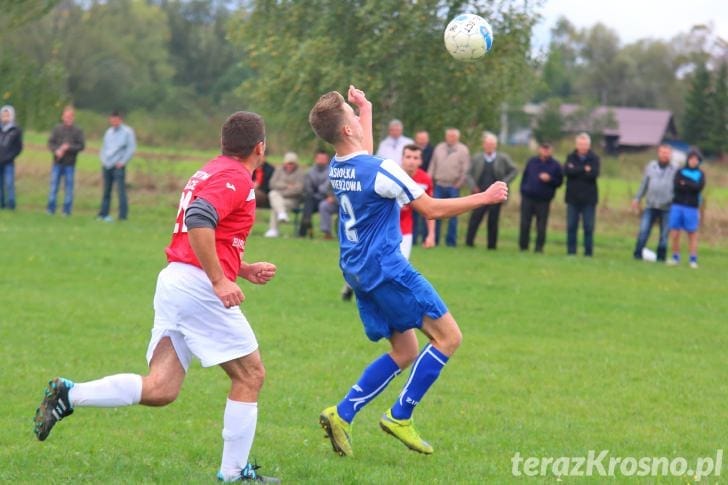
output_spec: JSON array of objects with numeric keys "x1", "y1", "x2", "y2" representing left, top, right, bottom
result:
[
  {"x1": 309, "y1": 91, "x2": 346, "y2": 145},
  {"x1": 221, "y1": 111, "x2": 265, "y2": 158},
  {"x1": 315, "y1": 148, "x2": 330, "y2": 157},
  {"x1": 110, "y1": 110, "x2": 122, "y2": 118},
  {"x1": 402, "y1": 144, "x2": 421, "y2": 155}
]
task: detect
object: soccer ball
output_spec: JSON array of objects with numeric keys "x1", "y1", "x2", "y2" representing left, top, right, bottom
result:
[{"x1": 444, "y1": 14, "x2": 493, "y2": 61}]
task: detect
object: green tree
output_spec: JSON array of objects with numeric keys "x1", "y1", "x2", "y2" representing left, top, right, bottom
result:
[
  {"x1": 230, "y1": 0, "x2": 538, "y2": 147},
  {"x1": 532, "y1": 98, "x2": 563, "y2": 143},
  {"x1": 162, "y1": 0, "x2": 250, "y2": 103},
  {"x1": 682, "y1": 61, "x2": 712, "y2": 149},
  {"x1": 2, "y1": 0, "x2": 174, "y2": 112},
  {"x1": 707, "y1": 62, "x2": 728, "y2": 156},
  {"x1": 0, "y1": 0, "x2": 60, "y2": 29}
]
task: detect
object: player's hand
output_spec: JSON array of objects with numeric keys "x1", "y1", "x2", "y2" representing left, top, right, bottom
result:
[
  {"x1": 481, "y1": 181, "x2": 508, "y2": 205},
  {"x1": 348, "y1": 85, "x2": 371, "y2": 110},
  {"x1": 213, "y1": 278, "x2": 245, "y2": 308},
  {"x1": 538, "y1": 172, "x2": 551, "y2": 182},
  {"x1": 631, "y1": 200, "x2": 640, "y2": 213},
  {"x1": 240, "y1": 261, "x2": 277, "y2": 285}
]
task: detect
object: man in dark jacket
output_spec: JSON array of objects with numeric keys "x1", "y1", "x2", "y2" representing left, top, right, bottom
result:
[
  {"x1": 47, "y1": 105, "x2": 85, "y2": 216},
  {"x1": 0, "y1": 105, "x2": 23, "y2": 210},
  {"x1": 519, "y1": 142, "x2": 563, "y2": 253},
  {"x1": 465, "y1": 131, "x2": 518, "y2": 249},
  {"x1": 564, "y1": 132, "x2": 600, "y2": 256}
]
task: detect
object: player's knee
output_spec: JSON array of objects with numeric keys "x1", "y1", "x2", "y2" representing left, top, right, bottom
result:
[
  {"x1": 437, "y1": 326, "x2": 463, "y2": 356},
  {"x1": 251, "y1": 361, "x2": 266, "y2": 390},
  {"x1": 142, "y1": 376, "x2": 180, "y2": 406}
]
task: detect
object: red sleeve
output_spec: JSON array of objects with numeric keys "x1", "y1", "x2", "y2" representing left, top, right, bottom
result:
[{"x1": 195, "y1": 170, "x2": 249, "y2": 220}]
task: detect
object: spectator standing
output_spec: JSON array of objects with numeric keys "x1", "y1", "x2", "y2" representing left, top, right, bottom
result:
[
  {"x1": 375, "y1": 119, "x2": 413, "y2": 165},
  {"x1": 564, "y1": 132, "x2": 600, "y2": 256},
  {"x1": 631, "y1": 144, "x2": 677, "y2": 262},
  {"x1": 298, "y1": 149, "x2": 332, "y2": 237},
  {"x1": 518, "y1": 143, "x2": 563, "y2": 253},
  {"x1": 427, "y1": 128, "x2": 470, "y2": 246},
  {"x1": 251, "y1": 159, "x2": 275, "y2": 208},
  {"x1": 0, "y1": 105, "x2": 23, "y2": 210},
  {"x1": 465, "y1": 131, "x2": 518, "y2": 249},
  {"x1": 98, "y1": 111, "x2": 136, "y2": 222},
  {"x1": 667, "y1": 151, "x2": 706, "y2": 268},
  {"x1": 264, "y1": 152, "x2": 304, "y2": 238},
  {"x1": 412, "y1": 130, "x2": 434, "y2": 244},
  {"x1": 47, "y1": 106, "x2": 85, "y2": 216}
]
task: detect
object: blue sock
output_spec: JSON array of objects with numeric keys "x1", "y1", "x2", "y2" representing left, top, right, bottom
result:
[
  {"x1": 672, "y1": 253, "x2": 680, "y2": 262},
  {"x1": 689, "y1": 254, "x2": 698, "y2": 263},
  {"x1": 336, "y1": 353, "x2": 401, "y2": 423},
  {"x1": 391, "y1": 344, "x2": 449, "y2": 420}
]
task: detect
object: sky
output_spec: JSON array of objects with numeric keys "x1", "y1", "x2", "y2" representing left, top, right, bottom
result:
[{"x1": 532, "y1": 0, "x2": 728, "y2": 51}]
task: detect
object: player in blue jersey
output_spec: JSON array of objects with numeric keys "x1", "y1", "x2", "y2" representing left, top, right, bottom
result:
[{"x1": 309, "y1": 86, "x2": 508, "y2": 457}]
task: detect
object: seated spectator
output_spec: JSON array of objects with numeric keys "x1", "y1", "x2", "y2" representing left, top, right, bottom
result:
[
  {"x1": 299, "y1": 149, "x2": 331, "y2": 237},
  {"x1": 252, "y1": 159, "x2": 275, "y2": 208},
  {"x1": 318, "y1": 187, "x2": 338, "y2": 240},
  {"x1": 265, "y1": 152, "x2": 305, "y2": 238}
]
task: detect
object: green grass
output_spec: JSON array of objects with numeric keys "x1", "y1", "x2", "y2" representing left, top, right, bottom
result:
[{"x1": 0, "y1": 139, "x2": 726, "y2": 483}]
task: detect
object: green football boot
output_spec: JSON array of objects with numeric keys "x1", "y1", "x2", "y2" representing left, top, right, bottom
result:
[
  {"x1": 319, "y1": 406, "x2": 353, "y2": 457},
  {"x1": 379, "y1": 409, "x2": 433, "y2": 454}
]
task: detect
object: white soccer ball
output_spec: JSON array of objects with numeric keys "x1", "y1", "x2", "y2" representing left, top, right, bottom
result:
[{"x1": 444, "y1": 14, "x2": 494, "y2": 61}]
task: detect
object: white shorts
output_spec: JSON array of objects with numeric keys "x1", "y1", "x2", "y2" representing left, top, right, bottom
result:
[
  {"x1": 147, "y1": 262, "x2": 258, "y2": 371},
  {"x1": 400, "y1": 234, "x2": 413, "y2": 261}
]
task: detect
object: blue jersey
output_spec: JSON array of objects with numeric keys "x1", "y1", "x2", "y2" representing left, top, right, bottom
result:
[{"x1": 329, "y1": 151, "x2": 424, "y2": 291}]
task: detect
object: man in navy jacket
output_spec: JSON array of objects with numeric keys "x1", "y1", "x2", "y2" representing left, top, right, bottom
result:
[{"x1": 519, "y1": 143, "x2": 563, "y2": 252}]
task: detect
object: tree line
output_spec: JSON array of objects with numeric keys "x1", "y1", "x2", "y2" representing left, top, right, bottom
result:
[{"x1": 1, "y1": 0, "x2": 726, "y2": 155}]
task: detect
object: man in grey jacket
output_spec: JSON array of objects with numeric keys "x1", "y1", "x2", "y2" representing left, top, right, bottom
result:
[
  {"x1": 465, "y1": 132, "x2": 518, "y2": 249},
  {"x1": 632, "y1": 144, "x2": 677, "y2": 261},
  {"x1": 428, "y1": 128, "x2": 470, "y2": 246},
  {"x1": 98, "y1": 111, "x2": 136, "y2": 222}
]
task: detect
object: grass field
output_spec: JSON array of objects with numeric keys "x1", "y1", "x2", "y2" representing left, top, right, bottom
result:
[{"x1": 0, "y1": 138, "x2": 726, "y2": 483}]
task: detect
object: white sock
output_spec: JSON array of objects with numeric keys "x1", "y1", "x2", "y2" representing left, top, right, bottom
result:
[
  {"x1": 68, "y1": 374, "x2": 143, "y2": 407},
  {"x1": 219, "y1": 399, "x2": 258, "y2": 480}
]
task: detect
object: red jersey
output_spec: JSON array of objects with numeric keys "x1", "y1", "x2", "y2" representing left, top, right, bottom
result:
[
  {"x1": 166, "y1": 155, "x2": 256, "y2": 281},
  {"x1": 400, "y1": 168, "x2": 433, "y2": 235}
]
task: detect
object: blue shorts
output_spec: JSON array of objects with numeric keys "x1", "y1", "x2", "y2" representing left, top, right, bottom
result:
[
  {"x1": 669, "y1": 204, "x2": 699, "y2": 232},
  {"x1": 353, "y1": 267, "x2": 448, "y2": 342}
]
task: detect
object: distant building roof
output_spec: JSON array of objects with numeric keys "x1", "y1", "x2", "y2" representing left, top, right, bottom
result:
[
  {"x1": 561, "y1": 104, "x2": 677, "y2": 147},
  {"x1": 525, "y1": 103, "x2": 678, "y2": 147}
]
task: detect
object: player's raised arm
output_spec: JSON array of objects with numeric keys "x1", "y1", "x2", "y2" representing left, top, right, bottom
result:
[
  {"x1": 412, "y1": 181, "x2": 508, "y2": 220},
  {"x1": 348, "y1": 85, "x2": 373, "y2": 154}
]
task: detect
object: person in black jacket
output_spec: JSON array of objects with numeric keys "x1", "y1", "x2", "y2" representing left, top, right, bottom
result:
[
  {"x1": 667, "y1": 150, "x2": 705, "y2": 268},
  {"x1": 519, "y1": 142, "x2": 563, "y2": 253},
  {"x1": 0, "y1": 105, "x2": 23, "y2": 210},
  {"x1": 564, "y1": 133, "x2": 600, "y2": 256}
]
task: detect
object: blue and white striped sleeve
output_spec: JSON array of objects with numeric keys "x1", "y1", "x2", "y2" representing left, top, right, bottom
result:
[{"x1": 374, "y1": 158, "x2": 425, "y2": 206}]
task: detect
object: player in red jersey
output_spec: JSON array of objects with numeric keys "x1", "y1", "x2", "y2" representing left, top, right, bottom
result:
[
  {"x1": 399, "y1": 144, "x2": 435, "y2": 259},
  {"x1": 33, "y1": 112, "x2": 280, "y2": 483}
]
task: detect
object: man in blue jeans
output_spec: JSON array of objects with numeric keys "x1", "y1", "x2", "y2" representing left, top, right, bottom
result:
[
  {"x1": 632, "y1": 144, "x2": 677, "y2": 262},
  {"x1": 47, "y1": 106, "x2": 85, "y2": 216},
  {"x1": 98, "y1": 111, "x2": 136, "y2": 222},
  {"x1": 564, "y1": 133, "x2": 600, "y2": 256},
  {"x1": 427, "y1": 128, "x2": 470, "y2": 246}
]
